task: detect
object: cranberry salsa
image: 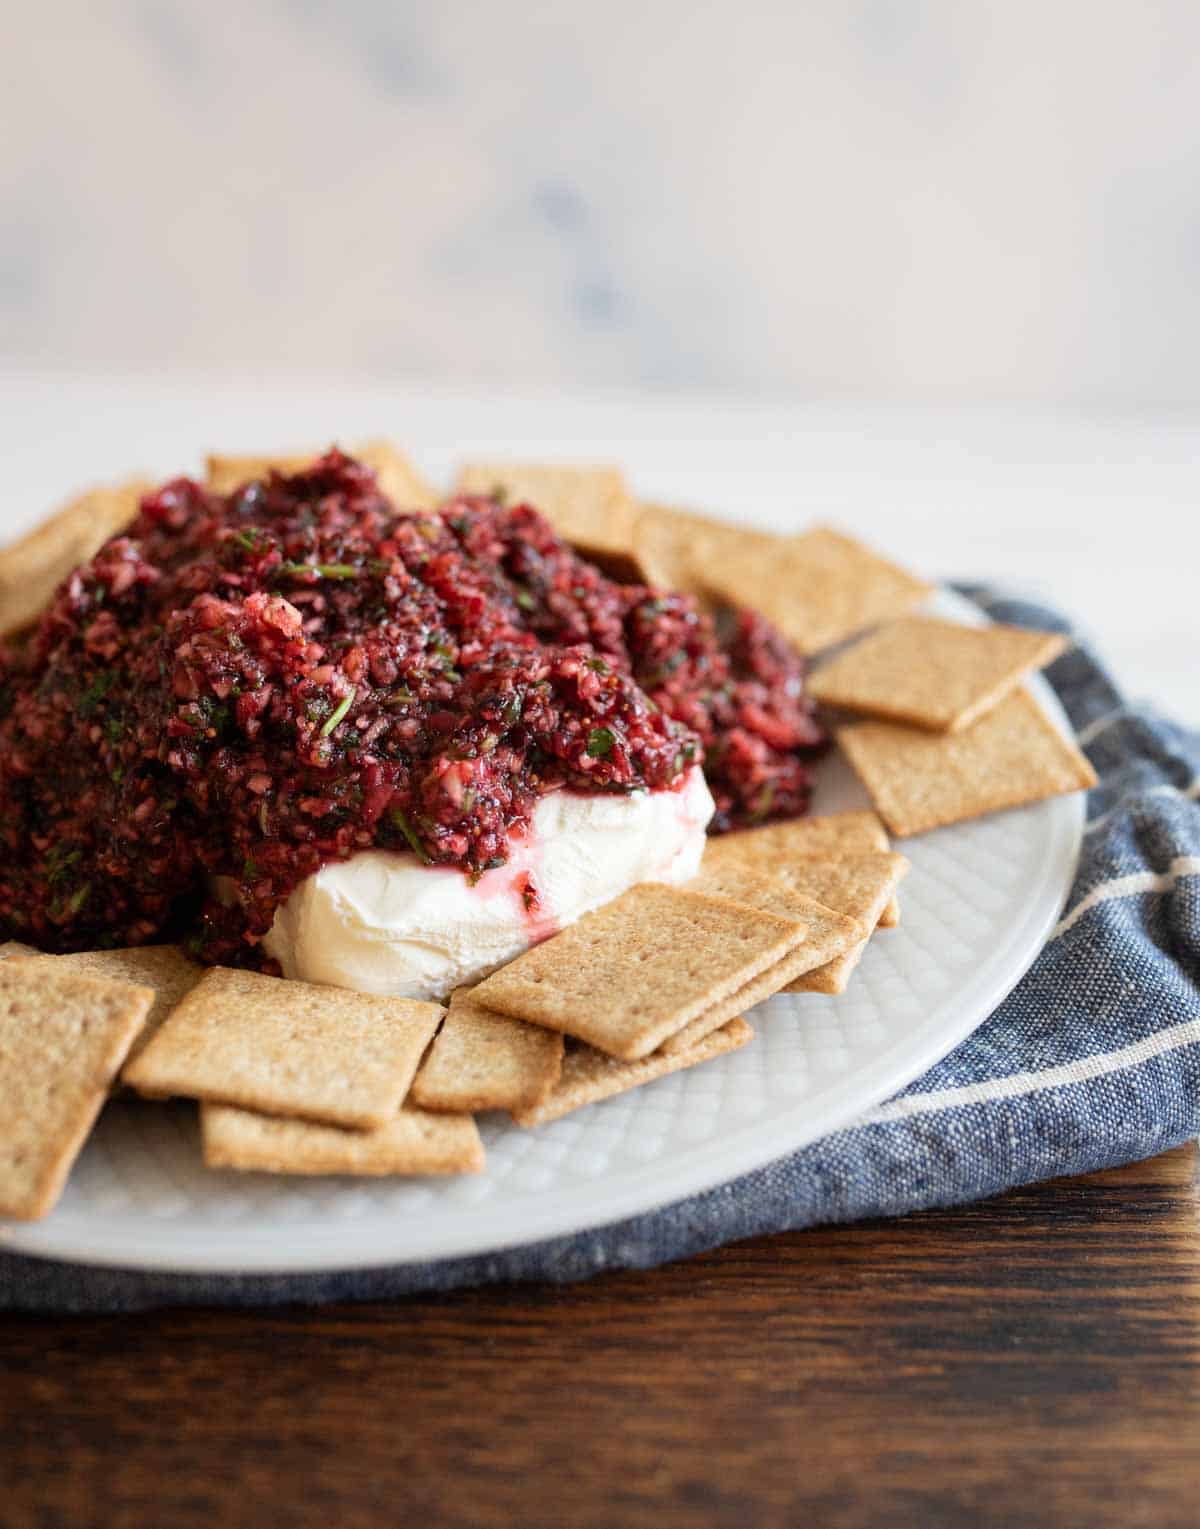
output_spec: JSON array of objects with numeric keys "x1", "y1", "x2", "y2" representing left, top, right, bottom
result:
[{"x1": 0, "y1": 452, "x2": 825, "y2": 963}]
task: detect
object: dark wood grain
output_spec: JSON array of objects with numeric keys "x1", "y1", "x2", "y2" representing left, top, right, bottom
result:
[{"x1": 3, "y1": 1146, "x2": 1198, "y2": 1529}]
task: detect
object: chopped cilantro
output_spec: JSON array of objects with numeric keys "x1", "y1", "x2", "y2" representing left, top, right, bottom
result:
[
  {"x1": 749, "y1": 780, "x2": 776, "y2": 825},
  {"x1": 586, "y1": 726, "x2": 615, "y2": 758},
  {"x1": 390, "y1": 808, "x2": 432, "y2": 863},
  {"x1": 319, "y1": 687, "x2": 356, "y2": 738},
  {"x1": 78, "y1": 671, "x2": 115, "y2": 716},
  {"x1": 46, "y1": 845, "x2": 82, "y2": 886},
  {"x1": 278, "y1": 561, "x2": 359, "y2": 580},
  {"x1": 514, "y1": 589, "x2": 536, "y2": 612}
]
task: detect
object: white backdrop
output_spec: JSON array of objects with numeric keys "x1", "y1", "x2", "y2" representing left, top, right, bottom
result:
[{"x1": 4, "y1": 1, "x2": 1200, "y2": 406}]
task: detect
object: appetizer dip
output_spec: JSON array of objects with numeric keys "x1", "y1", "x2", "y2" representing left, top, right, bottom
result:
[{"x1": 0, "y1": 452, "x2": 824, "y2": 994}]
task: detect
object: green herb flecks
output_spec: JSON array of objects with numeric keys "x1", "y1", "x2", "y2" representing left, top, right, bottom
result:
[
  {"x1": 320, "y1": 687, "x2": 356, "y2": 738},
  {"x1": 45, "y1": 844, "x2": 82, "y2": 887},
  {"x1": 390, "y1": 808, "x2": 432, "y2": 864},
  {"x1": 278, "y1": 561, "x2": 359, "y2": 580},
  {"x1": 749, "y1": 780, "x2": 777, "y2": 825},
  {"x1": 586, "y1": 726, "x2": 615, "y2": 758},
  {"x1": 78, "y1": 671, "x2": 115, "y2": 717}
]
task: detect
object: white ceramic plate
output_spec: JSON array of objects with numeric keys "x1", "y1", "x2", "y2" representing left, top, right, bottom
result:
[{"x1": 0, "y1": 387, "x2": 1085, "y2": 1273}]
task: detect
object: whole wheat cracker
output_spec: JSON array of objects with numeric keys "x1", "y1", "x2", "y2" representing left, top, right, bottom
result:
[
  {"x1": 511, "y1": 1018, "x2": 753, "y2": 1128},
  {"x1": 782, "y1": 862, "x2": 904, "y2": 990},
  {"x1": 123, "y1": 967, "x2": 443, "y2": 1129},
  {"x1": 702, "y1": 810, "x2": 901, "y2": 926},
  {"x1": 202, "y1": 1102, "x2": 484, "y2": 1177},
  {"x1": 808, "y1": 616, "x2": 1067, "y2": 733},
  {"x1": 455, "y1": 462, "x2": 638, "y2": 562},
  {"x1": 837, "y1": 687, "x2": 1098, "y2": 837},
  {"x1": 694, "y1": 525, "x2": 933, "y2": 656},
  {"x1": 658, "y1": 870, "x2": 865, "y2": 1051},
  {"x1": 0, "y1": 965, "x2": 154, "y2": 1220},
  {"x1": 411, "y1": 988, "x2": 564, "y2": 1113},
  {"x1": 629, "y1": 501, "x2": 751, "y2": 591},
  {"x1": 661, "y1": 953, "x2": 812, "y2": 1054},
  {"x1": 0, "y1": 478, "x2": 150, "y2": 640},
  {"x1": 472, "y1": 883, "x2": 799, "y2": 1061},
  {"x1": 9, "y1": 946, "x2": 203, "y2": 1073},
  {"x1": 773, "y1": 852, "x2": 911, "y2": 994},
  {"x1": 206, "y1": 440, "x2": 439, "y2": 509},
  {"x1": 702, "y1": 811, "x2": 889, "y2": 868},
  {"x1": 681, "y1": 856, "x2": 900, "y2": 1016}
]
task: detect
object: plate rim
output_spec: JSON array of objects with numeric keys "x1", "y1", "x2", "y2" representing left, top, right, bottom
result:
[{"x1": 0, "y1": 591, "x2": 1085, "y2": 1275}]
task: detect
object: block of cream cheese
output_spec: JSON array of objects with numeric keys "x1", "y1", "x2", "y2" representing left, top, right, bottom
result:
[{"x1": 263, "y1": 768, "x2": 715, "y2": 999}]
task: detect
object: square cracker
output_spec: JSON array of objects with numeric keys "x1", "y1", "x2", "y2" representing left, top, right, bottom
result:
[
  {"x1": 808, "y1": 616, "x2": 1068, "y2": 733},
  {"x1": 455, "y1": 462, "x2": 638, "y2": 562},
  {"x1": 684, "y1": 854, "x2": 904, "y2": 1013},
  {"x1": 0, "y1": 478, "x2": 150, "y2": 640},
  {"x1": 0, "y1": 965, "x2": 154, "y2": 1220},
  {"x1": 703, "y1": 810, "x2": 901, "y2": 926},
  {"x1": 660, "y1": 868, "x2": 865, "y2": 1052},
  {"x1": 206, "y1": 440, "x2": 439, "y2": 509},
  {"x1": 10, "y1": 946, "x2": 203, "y2": 1073},
  {"x1": 661, "y1": 953, "x2": 814, "y2": 1054},
  {"x1": 773, "y1": 852, "x2": 910, "y2": 994},
  {"x1": 838, "y1": 687, "x2": 1098, "y2": 838},
  {"x1": 472, "y1": 883, "x2": 799, "y2": 1062},
  {"x1": 694, "y1": 525, "x2": 932, "y2": 656},
  {"x1": 202, "y1": 1102, "x2": 484, "y2": 1177},
  {"x1": 630, "y1": 501, "x2": 733, "y2": 590},
  {"x1": 512, "y1": 1018, "x2": 753, "y2": 1128},
  {"x1": 122, "y1": 967, "x2": 444, "y2": 1129},
  {"x1": 410, "y1": 988, "x2": 564, "y2": 1113}
]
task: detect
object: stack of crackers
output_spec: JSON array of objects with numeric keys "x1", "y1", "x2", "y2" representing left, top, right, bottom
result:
[
  {"x1": 0, "y1": 446, "x2": 1097, "y2": 1223},
  {"x1": 0, "y1": 808, "x2": 905, "y2": 1218}
]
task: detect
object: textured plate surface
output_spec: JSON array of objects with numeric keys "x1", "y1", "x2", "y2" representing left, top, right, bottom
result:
[
  {"x1": 0, "y1": 388, "x2": 1085, "y2": 1273},
  {"x1": 0, "y1": 586, "x2": 1083, "y2": 1273}
]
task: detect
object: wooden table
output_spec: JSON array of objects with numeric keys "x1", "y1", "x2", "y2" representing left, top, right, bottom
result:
[{"x1": 4, "y1": 1145, "x2": 1198, "y2": 1528}]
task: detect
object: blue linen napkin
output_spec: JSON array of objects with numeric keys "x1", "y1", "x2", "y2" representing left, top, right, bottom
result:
[{"x1": 2, "y1": 586, "x2": 1197, "y2": 1312}]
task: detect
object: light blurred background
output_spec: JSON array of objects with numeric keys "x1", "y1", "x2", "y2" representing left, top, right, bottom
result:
[
  {"x1": 5, "y1": 0, "x2": 1200, "y2": 406},
  {"x1": 1, "y1": 2, "x2": 1197, "y2": 712}
]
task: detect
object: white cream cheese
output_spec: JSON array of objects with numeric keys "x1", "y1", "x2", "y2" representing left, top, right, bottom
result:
[{"x1": 263, "y1": 767, "x2": 715, "y2": 999}]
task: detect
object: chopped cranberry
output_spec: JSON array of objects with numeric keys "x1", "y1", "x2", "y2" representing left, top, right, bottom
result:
[{"x1": 0, "y1": 450, "x2": 825, "y2": 963}]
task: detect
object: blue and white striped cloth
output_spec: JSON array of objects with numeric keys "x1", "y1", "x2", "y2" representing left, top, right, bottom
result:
[{"x1": 3, "y1": 587, "x2": 1197, "y2": 1310}]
